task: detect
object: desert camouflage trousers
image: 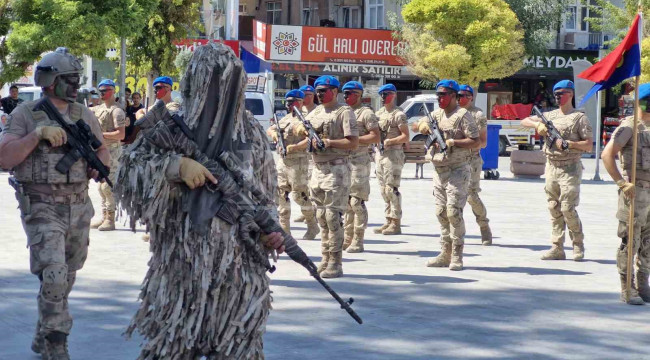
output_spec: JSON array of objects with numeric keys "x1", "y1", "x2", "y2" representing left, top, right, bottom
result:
[
  {"x1": 432, "y1": 162, "x2": 470, "y2": 246},
  {"x1": 99, "y1": 144, "x2": 121, "y2": 212},
  {"x1": 276, "y1": 156, "x2": 315, "y2": 233},
  {"x1": 344, "y1": 152, "x2": 372, "y2": 240},
  {"x1": 467, "y1": 155, "x2": 489, "y2": 228},
  {"x1": 545, "y1": 161, "x2": 584, "y2": 247},
  {"x1": 310, "y1": 161, "x2": 350, "y2": 255},
  {"x1": 19, "y1": 192, "x2": 94, "y2": 335},
  {"x1": 616, "y1": 182, "x2": 650, "y2": 275},
  {"x1": 376, "y1": 149, "x2": 405, "y2": 219}
]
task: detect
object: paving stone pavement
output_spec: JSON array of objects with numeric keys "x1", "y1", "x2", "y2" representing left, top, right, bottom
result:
[{"x1": 1, "y1": 157, "x2": 649, "y2": 360}]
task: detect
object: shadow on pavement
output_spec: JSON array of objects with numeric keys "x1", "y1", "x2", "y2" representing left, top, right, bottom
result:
[{"x1": 466, "y1": 266, "x2": 591, "y2": 276}]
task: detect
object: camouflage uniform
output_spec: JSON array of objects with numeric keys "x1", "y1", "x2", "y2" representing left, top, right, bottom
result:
[
  {"x1": 611, "y1": 117, "x2": 650, "y2": 302},
  {"x1": 344, "y1": 104, "x2": 378, "y2": 252},
  {"x1": 466, "y1": 105, "x2": 492, "y2": 244},
  {"x1": 91, "y1": 103, "x2": 126, "y2": 214},
  {"x1": 374, "y1": 106, "x2": 407, "y2": 234},
  {"x1": 540, "y1": 109, "x2": 592, "y2": 260},
  {"x1": 295, "y1": 104, "x2": 318, "y2": 224},
  {"x1": 274, "y1": 113, "x2": 318, "y2": 238},
  {"x1": 307, "y1": 103, "x2": 357, "y2": 278},
  {"x1": 3, "y1": 100, "x2": 103, "y2": 340},
  {"x1": 424, "y1": 106, "x2": 478, "y2": 270}
]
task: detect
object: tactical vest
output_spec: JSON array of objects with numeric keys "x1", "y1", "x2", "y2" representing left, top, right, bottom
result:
[
  {"x1": 377, "y1": 107, "x2": 405, "y2": 151},
  {"x1": 278, "y1": 114, "x2": 308, "y2": 159},
  {"x1": 93, "y1": 103, "x2": 122, "y2": 147},
  {"x1": 13, "y1": 101, "x2": 89, "y2": 184},
  {"x1": 620, "y1": 118, "x2": 650, "y2": 182},
  {"x1": 309, "y1": 104, "x2": 351, "y2": 162},
  {"x1": 467, "y1": 105, "x2": 486, "y2": 158},
  {"x1": 542, "y1": 109, "x2": 587, "y2": 163},
  {"x1": 352, "y1": 105, "x2": 375, "y2": 155},
  {"x1": 431, "y1": 107, "x2": 472, "y2": 167}
]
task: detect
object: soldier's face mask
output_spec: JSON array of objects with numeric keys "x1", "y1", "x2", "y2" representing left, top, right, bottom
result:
[
  {"x1": 99, "y1": 87, "x2": 114, "y2": 101},
  {"x1": 554, "y1": 90, "x2": 572, "y2": 106},
  {"x1": 458, "y1": 92, "x2": 472, "y2": 107},
  {"x1": 316, "y1": 87, "x2": 335, "y2": 104},
  {"x1": 285, "y1": 98, "x2": 302, "y2": 112},
  {"x1": 344, "y1": 90, "x2": 361, "y2": 106},
  {"x1": 437, "y1": 90, "x2": 454, "y2": 109},
  {"x1": 154, "y1": 85, "x2": 170, "y2": 100},
  {"x1": 55, "y1": 74, "x2": 81, "y2": 103},
  {"x1": 380, "y1": 91, "x2": 395, "y2": 105}
]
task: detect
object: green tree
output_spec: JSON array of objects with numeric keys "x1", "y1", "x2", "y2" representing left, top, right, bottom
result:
[
  {"x1": 1, "y1": 0, "x2": 155, "y2": 89},
  {"x1": 504, "y1": 0, "x2": 568, "y2": 56},
  {"x1": 399, "y1": 0, "x2": 525, "y2": 87}
]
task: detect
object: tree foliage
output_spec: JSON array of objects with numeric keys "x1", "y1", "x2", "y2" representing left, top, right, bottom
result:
[
  {"x1": 0, "y1": 0, "x2": 156, "y2": 88},
  {"x1": 399, "y1": 0, "x2": 525, "y2": 87},
  {"x1": 504, "y1": 0, "x2": 567, "y2": 56}
]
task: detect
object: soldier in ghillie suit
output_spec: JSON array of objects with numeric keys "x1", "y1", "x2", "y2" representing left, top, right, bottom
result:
[{"x1": 114, "y1": 43, "x2": 287, "y2": 359}]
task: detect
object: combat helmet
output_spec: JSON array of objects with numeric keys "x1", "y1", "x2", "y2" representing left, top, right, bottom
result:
[{"x1": 34, "y1": 47, "x2": 83, "y2": 87}]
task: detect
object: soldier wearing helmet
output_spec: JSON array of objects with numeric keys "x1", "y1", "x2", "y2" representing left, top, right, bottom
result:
[
  {"x1": 89, "y1": 79, "x2": 127, "y2": 231},
  {"x1": 0, "y1": 47, "x2": 110, "y2": 359}
]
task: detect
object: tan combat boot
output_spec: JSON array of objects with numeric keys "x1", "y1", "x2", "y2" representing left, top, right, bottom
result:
[
  {"x1": 317, "y1": 252, "x2": 330, "y2": 274},
  {"x1": 294, "y1": 214, "x2": 306, "y2": 223},
  {"x1": 449, "y1": 243, "x2": 464, "y2": 271},
  {"x1": 90, "y1": 210, "x2": 106, "y2": 229},
  {"x1": 31, "y1": 322, "x2": 43, "y2": 354},
  {"x1": 480, "y1": 226, "x2": 492, "y2": 246},
  {"x1": 347, "y1": 229, "x2": 365, "y2": 253},
  {"x1": 374, "y1": 218, "x2": 390, "y2": 234},
  {"x1": 382, "y1": 218, "x2": 401, "y2": 235},
  {"x1": 636, "y1": 271, "x2": 650, "y2": 302},
  {"x1": 573, "y1": 243, "x2": 585, "y2": 261},
  {"x1": 303, "y1": 219, "x2": 319, "y2": 240},
  {"x1": 98, "y1": 211, "x2": 116, "y2": 231},
  {"x1": 321, "y1": 251, "x2": 343, "y2": 278},
  {"x1": 620, "y1": 273, "x2": 645, "y2": 305},
  {"x1": 427, "y1": 242, "x2": 452, "y2": 267},
  {"x1": 541, "y1": 244, "x2": 566, "y2": 260},
  {"x1": 44, "y1": 331, "x2": 70, "y2": 360}
]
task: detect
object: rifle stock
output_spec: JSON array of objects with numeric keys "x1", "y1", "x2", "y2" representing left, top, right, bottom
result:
[{"x1": 274, "y1": 114, "x2": 287, "y2": 158}]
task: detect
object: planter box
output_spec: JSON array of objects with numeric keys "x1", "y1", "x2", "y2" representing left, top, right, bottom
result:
[{"x1": 510, "y1": 150, "x2": 546, "y2": 178}]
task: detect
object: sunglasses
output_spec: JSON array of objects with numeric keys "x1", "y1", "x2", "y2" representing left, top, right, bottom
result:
[
  {"x1": 60, "y1": 75, "x2": 81, "y2": 86},
  {"x1": 316, "y1": 87, "x2": 333, "y2": 94},
  {"x1": 343, "y1": 91, "x2": 360, "y2": 97},
  {"x1": 436, "y1": 92, "x2": 451, "y2": 97},
  {"x1": 154, "y1": 85, "x2": 169, "y2": 91},
  {"x1": 458, "y1": 93, "x2": 472, "y2": 98},
  {"x1": 554, "y1": 91, "x2": 570, "y2": 97},
  {"x1": 98, "y1": 89, "x2": 111, "y2": 94},
  {"x1": 380, "y1": 92, "x2": 395, "y2": 98}
]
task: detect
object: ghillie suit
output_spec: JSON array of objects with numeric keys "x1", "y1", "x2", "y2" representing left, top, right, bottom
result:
[{"x1": 115, "y1": 44, "x2": 277, "y2": 359}]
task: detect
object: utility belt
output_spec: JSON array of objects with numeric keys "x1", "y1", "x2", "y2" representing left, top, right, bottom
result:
[
  {"x1": 27, "y1": 191, "x2": 88, "y2": 205},
  {"x1": 547, "y1": 158, "x2": 581, "y2": 167},
  {"x1": 313, "y1": 158, "x2": 349, "y2": 166}
]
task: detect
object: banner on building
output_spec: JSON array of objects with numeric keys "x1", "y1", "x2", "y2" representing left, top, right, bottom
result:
[{"x1": 253, "y1": 20, "x2": 407, "y2": 66}]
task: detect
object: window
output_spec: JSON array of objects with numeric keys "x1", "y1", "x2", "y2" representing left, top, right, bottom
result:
[
  {"x1": 366, "y1": 0, "x2": 385, "y2": 29},
  {"x1": 302, "y1": 0, "x2": 319, "y2": 26},
  {"x1": 565, "y1": 6, "x2": 576, "y2": 30},
  {"x1": 580, "y1": 6, "x2": 588, "y2": 31},
  {"x1": 266, "y1": 1, "x2": 282, "y2": 25},
  {"x1": 341, "y1": 6, "x2": 361, "y2": 28},
  {"x1": 245, "y1": 98, "x2": 265, "y2": 115}
]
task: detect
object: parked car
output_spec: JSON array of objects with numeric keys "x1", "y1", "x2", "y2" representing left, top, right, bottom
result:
[
  {"x1": 399, "y1": 94, "x2": 439, "y2": 141},
  {"x1": 245, "y1": 91, "x2": 274, "y2": 133}
]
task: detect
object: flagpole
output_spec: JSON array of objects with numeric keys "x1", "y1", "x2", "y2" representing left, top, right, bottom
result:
[{"x1": 626, "y1": 6, "x2": 643, "y2": 300}]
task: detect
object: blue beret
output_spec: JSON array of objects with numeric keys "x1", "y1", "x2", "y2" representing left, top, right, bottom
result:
[
  {"x1": 299, "y1": 85, "x2": 315, "y2": 93},
  {"x1": 314, "y1": 75, "x2": 340, "y2": 88},
  {"x1": 553, "y1": 80, "x2": 575, "y2": 92},
  {"x1": 459, "y1": 84, "x2": 474, "y2": 95},
  {"x1": 97, "y1": 79, "x2": 116, "y2": 88},
  {"x1": 637, "y1": 83, "x2": 650, "y2": 100},
  {"x1": 378, "y1": 83, "x2": 397, "y2": 94},
  {"x1": 153, "y1": 76, "x2": 173, "y2": 86},
  {"x1": 436, "y1": 79, "x2": 460, "y2": 93},
  {"x1": 342, "y1": 81, "x2": 364, "y2": 91},
  {"x1": 285, "y1": 90, "x2": 305, "y2": 99}
]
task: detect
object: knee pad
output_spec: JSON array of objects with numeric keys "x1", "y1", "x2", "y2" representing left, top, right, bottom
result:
[
  {"x1": 325, "y1": 209, "x2": 342, "y2": 229},
  {"x1": 40, "y1": 264, "x2": 69, "y2": 303},
  {"x1": 548, "y1": 200, "x2": 562, "y2": 218},
  {"x1": 316, "y1": 209, "x2": 327, "y2": 227},
  {"x1": 446, "y1": 207, "x2": 463, "y2": 226},
  {"x1": 350, "y1": 197, "x2": 365, "y2": 212},
  {"x1": 435, "y1": 206, "x2": 446, "y2": 218},
  {"x1": 561, "y1": 202, "x2": 576, "y2": 217},
  {"x1": 384, "y1": 185, "x2": 393, "y2": 197}
]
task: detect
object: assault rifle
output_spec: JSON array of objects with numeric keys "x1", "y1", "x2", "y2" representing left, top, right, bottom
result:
[
  {"x1": 421, "y1": 103, "x2": 447, "y2": 154},
  {"x1": 33, "y1": 97, "x2": 112, "y2": 186},
  {"x1": 532, "y1": 106, "x2": 569, "y2": 151},
  {"x1": 137, "y1": 100, "x2": 363, "y2": 325},
  {"x1": 274, "y1": 114, "x2": 287, "y2": 158},
  {"x1": 292, "y1": 106, "x2": 325, "y2": 152},
  {"x1": 378, "y1": 130, "x2": 386, "y2": 155}
]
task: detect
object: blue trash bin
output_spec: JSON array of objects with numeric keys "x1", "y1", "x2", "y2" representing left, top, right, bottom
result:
[{"x1": 480, "y1": 124, "x2": 501, "y2": 179}]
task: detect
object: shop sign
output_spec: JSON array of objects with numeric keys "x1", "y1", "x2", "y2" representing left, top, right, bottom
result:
[
  {"x1": 254, "y1": 20, "x2": 407, "y2": 66},
  {"x1": 522, "y1": 50, "x2": 598, "y2": 71},
  {"x1": 270, "y1": 62, "x2": 415, "y2": 80}
]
